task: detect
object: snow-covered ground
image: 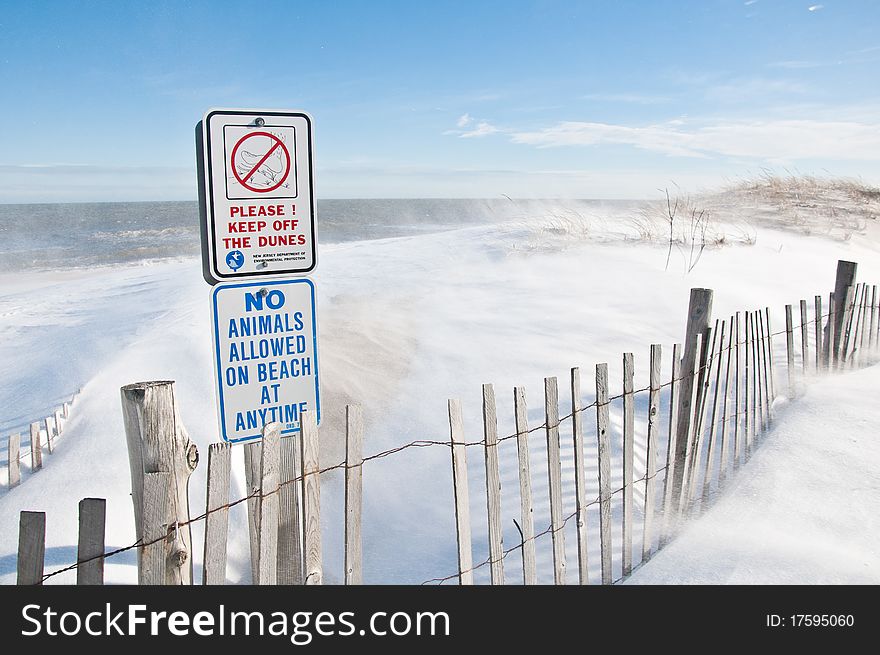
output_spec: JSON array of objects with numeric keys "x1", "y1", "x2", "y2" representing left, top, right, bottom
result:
[
  {"x1": 628, "y1": 363, "x2": 880, "y2": 584},
  {"x1": 1, "y1": 199, "x2": 879, "y2": 584}
]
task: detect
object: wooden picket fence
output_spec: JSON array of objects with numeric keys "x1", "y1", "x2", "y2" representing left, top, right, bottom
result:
[
  {"x1": 13, "y1": 260, "x2": 880, "y2": 585},
  {"x1": 3, "y1": 392, "x2": 78, "y2": 491}
]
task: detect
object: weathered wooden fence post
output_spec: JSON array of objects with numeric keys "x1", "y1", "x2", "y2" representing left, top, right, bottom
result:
[
  {"x1": 8, "y1": 433, "x2": 20, "y2": 488},
  {"x1": 448, "y1": 399, "x2": 473, "y2": 585},
  {"x1": 764, "y1": 308, "x2": 775, "y2": 402},
  {"x1": 752, "y1": 312, "x2": 764, "y2": 432},
  {"x1": 513, "y1": 387, "x2": 537, "y2": 585},
  {"x1": 44, "y1": 416, "x2": 55, "y2": 454},
  {"x1": 29, "y1": 422, "x2": 42, "y2": 471},
  {"x1": 733, "y1": 313, "x2": 742, "y2": 466},
  {"x1": 718, "y1": 318, "x2": 734, "y2": 481},
  {"x1": 544, "y1": 376, "x2": 566, "y2": 585},
  {"x1": 784, "y1": 305, "x2": 795, "y2": 394},
  {"x1": 17, "y1": 511, "x2": 45, "y2": 585},
  {"x1": 279, "y1": 433, "x2": 304, "y2": 585},
  {"x1": 832, "y1": 260, "x2": 858, "y2": 364},
  {"x1": 868, "y1": 284, "x2": 878, "y2": 348},
  {"x1": 77, "y1": 498, "x2": 106, "y2": 585},
  {"x1": 660, "y1": 344, "x2": 681, "y2": 545},
  {"x1": 670, "y1": 288, "x2": 713, "y2": 506},
  {"x1": 814, "y1": 296, "x2": 823, "y2": 370},
  {"x1": 482, "y1": 384, "x2": 505, "y2": 586},
  {"x1": 622, "y1": 353, "x2": 634, "y2": 577},
  {"x1": 595, "y1": 363, "x2": 612, "y2": 585},
  {"x1": 344, "y1": 404, "x2": 364, "y2": 586},
  {"x1": 203, "y1": 442, "x2": 231, "y2": 585},
  {"x1": 301, "y1": 411, "x2": 322, "y2": 585},
  {"x1": 642, "y1": 345, "x2": 661, "y2": 560},
  {"x1": 702, "y1": 319, "x2": 726, "y2": 503},
  {"x1": 570, "y1": 368, "x2": 589, "y2": 584},
  {"x1": 257, "y1": 423, "x2": 281, "y2": 585},
  {"x1": 799, "y1": 300, "x2": 809, "y2": 374},
  {"x1": 120, "y1": 381, "x2": 199, "y2": 585},
  {"x1": 840, "y1": 285, "x2": 856, "y2": 367}
]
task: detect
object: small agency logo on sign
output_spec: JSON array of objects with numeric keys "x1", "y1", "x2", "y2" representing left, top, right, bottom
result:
[
  {"x1": 197, "y1": 109, "x2": 316, "y2": 284},
  {"x1": 210, "y1": 278, "x2": 320, "y2": 442}
]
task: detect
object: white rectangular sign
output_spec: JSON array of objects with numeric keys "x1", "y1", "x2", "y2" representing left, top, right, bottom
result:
[
  {"x1": 197, "y1": 108, "x2": 317, "y2": 284},
  {"x1": 211, "y1": 278, "x2": 320, "y2": 442}
]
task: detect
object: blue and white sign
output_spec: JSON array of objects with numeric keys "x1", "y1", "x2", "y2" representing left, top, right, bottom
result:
[{"x1": 210, "y1": 278, "x2": 320, "y2": 442}]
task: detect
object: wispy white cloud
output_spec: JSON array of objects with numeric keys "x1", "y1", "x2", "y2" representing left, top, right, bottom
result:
[
  {"x1": 459, "y1": 121, "x2": 500, "y2": 138},
  {"x1": 848, "y1": 45, "x2": 880, "y2": 55},
  {"x1": 456, "y1": 113, "x2": 472, "y2": 127},
  {"x1": 744, "y1": 0, "x2": 759, "y2": 5},
  {"x1": 808, "y1": 4, "x2": 824, "y2": 11},
  {"x1": 767, "y1": 60, "x2": 827, "y2": 69},
  {"x1": 583, "y1": 93, "x2": 670, "y2": 105},
  {"x1": 509, "y1": 119, "x2": 880, "y2": 162},
  {"x1": 704, "y1": 77, "x2": 809, "y2": 103}
]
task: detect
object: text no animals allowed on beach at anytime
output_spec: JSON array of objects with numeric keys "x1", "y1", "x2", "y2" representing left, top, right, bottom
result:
[
  {"x1": 196, "y1": 109, "x2": 317, "y2": 284},
  {"x1": 211, "y1": 278, "x2": 321, "y2": 442}
]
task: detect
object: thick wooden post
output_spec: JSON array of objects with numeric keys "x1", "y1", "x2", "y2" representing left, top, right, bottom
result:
[
  {"x1": 671, "y1": 288, "x2": 713, "y2": 505},
  {"x1": 77, "y1": 498, "x2": 106, "y2": 585},
  {"x1": 832, "y1": 260, "x2": 858, "y2": 363},
  {"x1": 8, "y1": 433, "x2": 20, "y2": 488},
  {"x1": 17, "y1": 511, "x2": 45, "y2": 585},
  {"x1": 448, "y1": 399, "x2": 473, "y2": 585},
  {"x1": 595, "y1": 364, "x2": 613, "y2": 585},
  {"x1": 344, "y1": 405, "x2": 364, "y2": 586},
  {"x1": 203, "y1": 443, "x2": 231, "y2": 585},
  {"x1": 482, "y1": 384, "x2": 504, "y2": 585},
  {"x1": 120, "y1": 381, "x2": 199, "y2": 585},
  {"x1": 513, "y1": 387, "x2": 537, "y2": 585},
  {"x1": 301, "y1": 411, "x2": 322, "y2": 585},
  {"x1": 642, "y1": 345, "x2": 661, "y2": 560}
]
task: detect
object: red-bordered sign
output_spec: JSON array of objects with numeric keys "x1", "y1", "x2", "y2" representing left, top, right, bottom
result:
[{"x1": 230, "y1": 131, "x2": 291, "y2": 193}]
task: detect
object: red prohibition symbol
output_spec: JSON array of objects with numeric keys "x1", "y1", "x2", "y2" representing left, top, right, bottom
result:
[{"x1": 230, "y1": 131, "x2": 292, "y2": 193}]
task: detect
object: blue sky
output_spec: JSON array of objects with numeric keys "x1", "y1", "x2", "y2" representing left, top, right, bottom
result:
[{"x1": 1, "y1": 0, "x2": 879, "y2": 201}]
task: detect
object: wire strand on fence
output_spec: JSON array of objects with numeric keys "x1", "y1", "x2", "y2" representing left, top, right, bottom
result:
[{"x1": 31, "y1": 298, "x2": 875, "y2": 584}]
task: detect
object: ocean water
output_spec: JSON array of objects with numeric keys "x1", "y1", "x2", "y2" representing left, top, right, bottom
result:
[{"x1": 0, "y1": 198, "x2": 638, "y2": 272}]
